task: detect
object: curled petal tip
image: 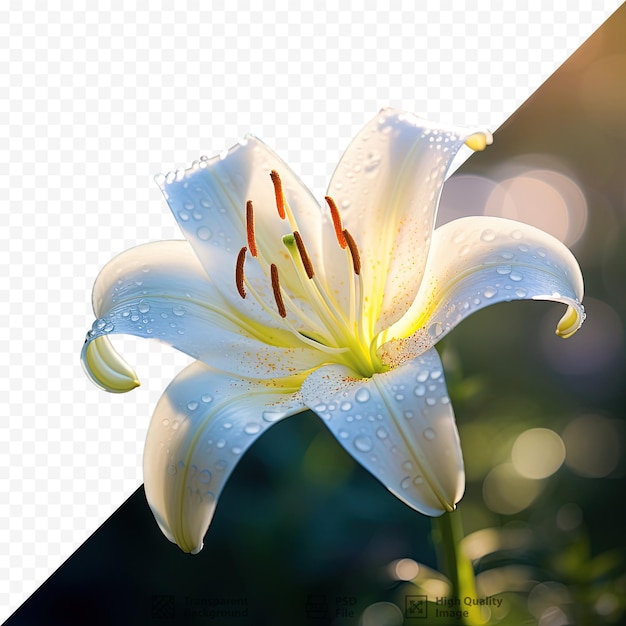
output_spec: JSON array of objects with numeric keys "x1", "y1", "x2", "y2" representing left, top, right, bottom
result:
[
  {"x1": 555, "y1": 304, "x2": 585, "y2": 339},
  {"x1": 82, "y1": 335, "x2": 140, "y2": 393},
  {"x1": 464, "y1": 130, "x2": 493, "y2": 152}
]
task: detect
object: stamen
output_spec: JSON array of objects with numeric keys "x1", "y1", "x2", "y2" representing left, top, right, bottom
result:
[
  {"x1": 270, "y1": 170, "x2": 286, "y2": 220},
  {"x1": 342, "y1": 229, "x2": 361, "y2": 275},
  {"x1": 270, "y1": 263, "x2": 287, "y2": 318},
  {"x1": 236, "y1": 246, "x2": 247, "y2": 298},
  {"x1": 325, "y1": 195, "x2": 347, "y2": 248},
  {"x1": 293, "y1": 231, "x2": 314, "y2": 279},
  {"x1": 245, "y1": 200, "x2": 258, "y2": 257}
]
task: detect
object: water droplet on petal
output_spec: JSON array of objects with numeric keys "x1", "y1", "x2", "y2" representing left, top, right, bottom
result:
[
  {"x1": 201, "y1": 393, "x2": 212, "y2": 403},
  {"x1": 509, "y1": 270, "x2": 523, "y2": 282},
  {"x1": 354, "y1": 435, "x2": 373, "y2": 452},
  {"x1": 187, "y1": 401, "x2": 198, "y2": 411},
  {"x1": 197, "y1": 226, "x2": 212, "y2": 241},
  {"x1": 404, "y1": 410, "x2": 414, "y2": 419},
  {"x1": 340, "y1": 401, "x2": 352, "y2": 412},
  {"x1": 198, "y1": 469, "x2": 211, "y2": 484},
  {"x1": 339, "y1": 430, "x2": 349, "y2": 440},
  {"x1": 481, "y1": 229, "x2": 496, "y2": 242},
  {"x1": 426, "y1": 397, "x2": 436, "y2": 407},
  {"x1": 423, "y1": 428, "x2": 436, "y2": 441},
  {"x1": 262, "y1": 410, "x2": 284, "y2": 423},
  {"x1": 401, "y1": 476, "x2": 411, "y2": 489},
  {"x1": 162, "y1": 418, "x2": 170, "y2": 427},
  {"x1": 244, "y1": 423, "x2": 261, "y2": 435},
  {"x1": 172, "y1": 306, "x2": 186, "y2": 316},
  {"x1": 483, "y1": 287, "x2": 497, "y2": 298},
  {"x1": 428, "y1": 322, "x2": 443, "y2": 338},
  {"x1": 138, "y1": 302, "x2": 150, "y2": 313},
  {"x1": 515, "y1": 287, "x2": 528, "y2": 297},
  {"x1": 355, "y1": 388, "x2": 371, "y2": 403},
  {"x1": 414, "y1": 385, "x2": 426, "y2": 397},
  {"x1": 413, "y1": 476, "x2": 424, "y2": 486},
  {"x1": 376, "y1": 427, "x2": 388, "y2": 439},
  {"x1": 496, "y1": 265, "x2": 512, "y2": 275},
  {"x1": 216, "y1": 439, "x2": 226, "y2": 448}
]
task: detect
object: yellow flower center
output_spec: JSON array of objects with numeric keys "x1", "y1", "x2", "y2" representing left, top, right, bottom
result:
[{"x1": 235, "y1": 170, "x2": 386, "y2": 378}]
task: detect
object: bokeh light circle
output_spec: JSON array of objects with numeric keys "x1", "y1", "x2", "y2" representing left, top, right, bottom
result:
[{"x1": 511, "y1": 428, "x2": 566, "y2": 479}]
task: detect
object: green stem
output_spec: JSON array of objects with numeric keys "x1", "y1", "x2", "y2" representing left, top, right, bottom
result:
[{"x1": 433, "y1": 509, "x2": 484, "y2": 625}]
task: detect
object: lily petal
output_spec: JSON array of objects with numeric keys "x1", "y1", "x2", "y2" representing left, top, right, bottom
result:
[
  {"x1": 157, "y1": 136, "x2": 324, "y2": 326},
  {"x1": 81, "y1": 240, "x2": 326, "y2": 392},
  {"x1": 325, "y1": 108, "x2": 492, "y2": 332},
  {"x1": 379, "y1": 216, "x2": 585, "y2": 364},
  {"x1": 300, "y1": 349, "x2": 464, "y2": 516},
  {"x1": 143, "y1": 361, "x2": 304, "y2": 554}
]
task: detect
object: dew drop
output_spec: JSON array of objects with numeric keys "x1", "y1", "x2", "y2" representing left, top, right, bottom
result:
[
  {"x1": 340, "y1": 401, "x2": 352, "y2": 412},
  {"x1": 423, "y1": 428, "x2": 436, "y2": 441},
  {"x1": 404, "y1": 410, "x2": 414, "y2": 419},
  {"x1": 395, "y1": 394, "x2": 405, "y2": 402},
  {"x1": 197, "y1": 226, "x2": 212, "y2": 241},
  {"x1": 509, "y1": 270, "x2": 523, "y2": 282},
  {"x1": 376, "y1": 427, "x2": 388, "y2": 439},
  {"x1": 171, "y1": 420, "x2": 179, "y2": 430},
  {"x1": 518, "y1": 244, "x2": 529, "y2": 253},
  {"x1": 416, "y1": 371, "x2": 429, "y2": 383},
  {"x1": 244, "y1": 423, "x2": 261, "y2": 435},
  {"x1": 187, "y1": 401, "x2": 198, "y2": 411},
  {"x1": 216, "y1": 439, "x2": 226, "y2": 448},
  {"x1": 355, "y1": 388, "x2": 371, "y2": 403},
  {"x1": 413, "y1": 476, "x2": 424, "y2": 486},
  {"x1": 428, "y1": 322, "x2": 443, "y2": 338},
  {"x1": 515, "y1": 287, "x2": 528, "y2": 297},
  {"x1": 162, "y1": 418, "x2": 170, "y2": 427},
  {"x1": 426, "y1": 397, "x2": 436, "y2": 407},
  {"x1": 138, "y1": 302, "x2": 150, "y2": 313},
  {"x1": 403, "y1": 461, "x2": 413, "y2": 471},
  {"x1": 511, "y1": 229, "x2": 523, "y2": 240},
  {"x1": 481, "y1": 229, "x2": 496, "y2": 242},
  {"x1": 483, "y1": 287, "x2": 497, "y2": 298},
  {"x1": 401, "y1": 476, "x2": 412, "y2": 490},
  {"x1": 103, "y1": 322, "x2": 114, "y2": 333},
  {"x1": 430, "y1": 369, "x2": 442, "y2": 380},
  {"x1": 201, "y1": 393, "x2": 213, "y2": 403},
  {"x1": 339, "y1": 430, "x2": 349, "y2": 440},
  {"x1": 223, "y1": 421, "x2": 232, "y2": 429},
  {"x1": 354, "y1": 435, "x2": 373, "y2": 452},
  {"x1": 496, "y1": 265, "x2": 512, "y2": 275},
  {"x1": 232, "y1": 446, "x2": 242, "y2": 455},
  {"x1": 262, "y1": 410, "x2": 284, "y2": 423},
  {"x1": 198, "y1": 469, "x2": 211, "y2": 484},
  {"x1": 172, "y1": 305, "x2": 186, "y2": 316},
  {"x1": 178, "y1": 210, "x2": 190, "y2": 222},
  {"x1": 414, "y1": 385, "x2": 426, "y2": 397}
]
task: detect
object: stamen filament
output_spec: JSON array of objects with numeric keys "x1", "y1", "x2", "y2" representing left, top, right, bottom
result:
[
  {"x1": 293, "y1": 231, "x2": 314, "y2": 279},
  {"x1": 245, "y1": 200, "x2": 258, "y2": 257},
  {"x1": 270, "y1": 263, "x2": 287, "y2": 318},
  {"x1": 343, "y1": 228, "x2": 361, "y2": 275},
  {"x1": 236, "y1": 246, "x2": 247, "y2": 298},
  {"x1": 325, "y1": 195, "x2": 347, "y2": 248},
  {"x1": 270, "y1": 170, "x2": 286, "y2": 220}
]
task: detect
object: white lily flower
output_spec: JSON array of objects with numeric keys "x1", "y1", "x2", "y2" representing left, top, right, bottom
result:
[{"x1": 81, "y1": 109, "x2": 584, "y2": 554}]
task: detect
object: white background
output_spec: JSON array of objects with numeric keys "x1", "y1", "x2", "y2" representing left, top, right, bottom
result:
[{"x1": 0, "y1": 1, "x2": 620, "y2": 619}]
